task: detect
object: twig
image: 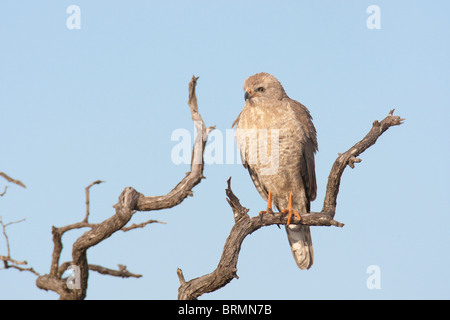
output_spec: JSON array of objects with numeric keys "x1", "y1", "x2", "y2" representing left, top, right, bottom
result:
[
  {"x1": 0, "y1": 262, "x2": 40, "y2": 276},
  {"x1": 84, "y1": 180, "x2": 104, "y2": 223},
  {"x1": 0, "y1": 172, "x2": 26, "y2": 188},
  {"x1": 121, "y1": 219, "x2": 166, "y2": 232},
  {"x1": 0, "y1": 186, "x2": 7, "y2": 197},
  {"x1": 0, "y1": 255, "x2": 28, "y2": 265},
  {"x1": 88, "y1": 264, "x2": 142, "y2": 278},
  {"x1": 0, "y1": 217, "x2": 39, "y2": 276},
  {"x1": 177, "y1": 268, "x2": 186, "y2": 285},
  {"x1": 1, "y1": 217, "x2": 26, "y2": 259}
]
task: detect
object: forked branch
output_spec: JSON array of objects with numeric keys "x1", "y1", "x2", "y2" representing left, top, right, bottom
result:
[
  {"x1": 177, "y1": 109, "x2": 404, "y2": 300},
  {"x1": 35, "y1": 75, "x2": 213, "y2": 300},
  {"x1": 0, "y1": 217, "x2": 39, "y2": 276},
  {"x1": 322, "y1": 109, "x2": 404, "y2": 215},
  {"x1": 0, "y1": 175, "x2": 37, "y2": 275},
  {"x1": 136, "y1": 76, "x2": 215, "y2": 211}
]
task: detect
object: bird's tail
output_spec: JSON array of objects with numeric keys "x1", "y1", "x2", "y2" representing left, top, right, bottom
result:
[{"x1": 285, "y1": 224, "x2": 314, "y2": 270}]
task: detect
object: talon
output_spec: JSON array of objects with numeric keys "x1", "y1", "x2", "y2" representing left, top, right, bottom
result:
[
  {"x1": 281, "y1": 192, "x2": 301, "y2": 226},
  {"x1": 258, "y1": 191, "x2": 273, "y2": 217}
]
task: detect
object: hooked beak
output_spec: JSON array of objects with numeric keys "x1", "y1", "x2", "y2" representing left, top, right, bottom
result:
[{"x1": 244, "y1": 91, "x2": 250, "y2": 101}]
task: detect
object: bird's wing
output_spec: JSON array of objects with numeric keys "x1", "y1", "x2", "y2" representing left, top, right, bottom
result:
[
  {"x1": 233, "y1": 111, "x2": 269, "y2": 202},
  {"x1": 246, "y1": 164, "x2": 269, "y2": 201},
  {"x1": 287, "y1": 99, "x2": 318, "y2": 203},
  {"x1": 231, "y1": 110, "x2": 242, "y2": 129}
]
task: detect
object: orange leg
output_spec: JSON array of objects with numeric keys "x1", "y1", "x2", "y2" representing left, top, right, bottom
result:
[
  {"x1": 281, "y1": 192, "x2": 301, "y2": 226},
  {"x1": 259, "y1": 191, "x2": 274, "y2": 218}
]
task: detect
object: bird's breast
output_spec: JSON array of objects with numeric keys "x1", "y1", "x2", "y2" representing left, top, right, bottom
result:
[{"x1": 235, "y1": 102, "x2": 304, "y2": 176}]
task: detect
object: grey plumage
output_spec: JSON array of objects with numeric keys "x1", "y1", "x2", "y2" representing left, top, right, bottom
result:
[{"x1": 234, "y1": 72, "x2": 318, "y2": 270}]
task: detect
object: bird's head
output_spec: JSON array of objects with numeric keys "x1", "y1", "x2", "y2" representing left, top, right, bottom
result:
[{"x1": 243, "y1": 72, "x2": 287, "y2": 105}]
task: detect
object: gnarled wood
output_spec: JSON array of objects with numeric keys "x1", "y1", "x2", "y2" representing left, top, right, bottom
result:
[
  {"x1": 35, "y1": 75, "x2": 213, "y2": 299},
  {"x1": 177, "y1": 109, "x2": 404, "y2": 300}
]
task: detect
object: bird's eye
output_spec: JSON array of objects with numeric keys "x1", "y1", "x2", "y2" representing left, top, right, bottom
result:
[{"x1": 257, "y1": 87, "x2": 265, "y2": 92}]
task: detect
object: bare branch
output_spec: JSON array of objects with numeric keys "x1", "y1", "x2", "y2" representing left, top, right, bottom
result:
[
  {"x1": 0, "y1": 186, "x2": 7, "y2": 197},
  {"x1": 0, "y1": 172, "x2": 26, "y2": 188},
  {"x1": 37, "y1": 187, "x2": 142, "y2": 299},
  {"x1": 1, "y1": 217, "x2": 26, "y2": 260},
  {"x1": 36, "y1": 275, "x2": 72, "y2": 300},
  {"x1": 69, "y1": 187, "x2": 140, "y2": 299},
  {"x1": 56, "y1": 261, "x2": 142, "y2": 279},
  {"x1": 0, "y1": 217, "x2": 39, "y2": 276},
  {"x1": 121, "y1": 219, "x2": 166, "y2": 232},
  {"x1": 36, "y1": 75, "x2": 212, "y2": 300},
  {"x1": 0, "y1": 177, "x2": 34, "y2": 275},
  {"x1": 225, "y1": 178, "x2": 249, "y2": 223},
  {"x1": 47, "y1": 181, "x2": 104, "y2": 279},
  {"x1": 136, "y1": 76, "x2": 213, "y2": 211},
  {"x1": 322, "y1": 109, "x2": 405, "y2": 216},
  {"x1": 84, "y1": 180, "x2": 104, "y2": 223},
  {"x1": 0, "y1": 260, "x2": 40, "y2": 276},
  {"x1": 178, "y1": 180, "x2": 343, "y2": 300},
  {"x1": 88, "y1": 264, "x2": 142, "y2": 278},
  {"x1": 177, "y1": 109, "x2": 404, "y2": 300},
  {"x1": 0, "y1": 255, "x2": 28, "y2": 265},
  {"x1": 177, "y1": 268, "x2": 186, "y2": 285},
  {"x1": 49, "y1": 222, "x2": 96, "y2": 278}
]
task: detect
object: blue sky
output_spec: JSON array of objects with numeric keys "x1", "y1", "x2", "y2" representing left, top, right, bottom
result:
[{"x1": 1, "y1": 1, "x2": 449, "y2": 299}]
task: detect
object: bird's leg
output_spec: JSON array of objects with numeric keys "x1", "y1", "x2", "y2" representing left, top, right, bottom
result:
[
  {"x1": 281, "y1": 192, "x2": 301, "y2": 226},
  {"x1": 259, "y1": 191, "x2": 274, "y2": 220}
]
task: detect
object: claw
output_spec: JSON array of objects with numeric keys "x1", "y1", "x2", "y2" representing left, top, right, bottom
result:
[
  {"x1": 281, "y1": 192, "x2": 301, "y2": 226},
  {"x1": 259, "y1": 191, "x2": 273, "y2": 218}
]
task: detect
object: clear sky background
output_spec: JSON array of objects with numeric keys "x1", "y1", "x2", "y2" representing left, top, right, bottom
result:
[{"x1": 1, "y1": 1, "x2": 449, "y2": 300}]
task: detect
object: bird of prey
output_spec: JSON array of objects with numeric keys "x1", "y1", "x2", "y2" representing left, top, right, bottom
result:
[{"x1": 233, "y1": 72, "x2": 318, "y2": 270}]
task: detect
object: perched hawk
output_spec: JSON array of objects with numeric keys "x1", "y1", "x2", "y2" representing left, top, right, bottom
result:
[{"x1": 233, "y1": 72, "x2": 318, "y2": 270}]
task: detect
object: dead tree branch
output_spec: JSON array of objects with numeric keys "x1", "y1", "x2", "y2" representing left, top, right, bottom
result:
[
  {"x1": 177, "y1": 180, "x2": 343, "y2": 300},
  {"x1": 84, "y1": 180, "x2": 104, "y2": 223},
  {"x1": 0, "y1": 172, "x2": 26, "y2": 189},
  {"x1": 88, "y1": 264, "x2": 142, "y2": 278},
  {"x1": 0, "y1": 178, "x2": 36, "y2": 274},
  {"x1": 135, "y1": 76, "x2": 214, "y2": 211},
  {"x1": 0, "y1": 217, "x2": 39, "y2": 276},
  {"x1": 177, "y1": 109, "x2": 404, "y2": 300},
  {"x1": 35, "y1": 75, "x2": 213, "y2": 300},
  {"x1": 121, "y1": 219, "x2": 166, "y2": 232},
  {"x1": 3, "y1": 76, "x2": 402, "y2": 300},
  {"x1": 321, "y1": 109, "x2": 405, "y2": 216},
  {"x1": 0, "y1": 172, "x2": 26, "y2": 198}
]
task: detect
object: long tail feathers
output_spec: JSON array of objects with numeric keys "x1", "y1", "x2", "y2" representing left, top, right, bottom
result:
[{"x1": 285, "y1": 224, "x2": 314, "y2": 270}]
